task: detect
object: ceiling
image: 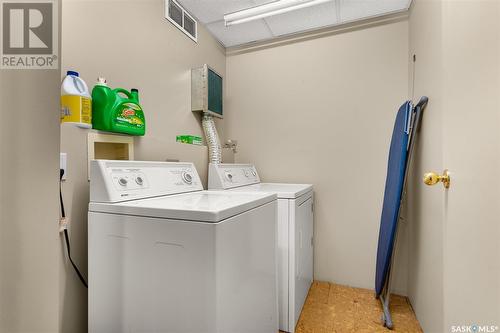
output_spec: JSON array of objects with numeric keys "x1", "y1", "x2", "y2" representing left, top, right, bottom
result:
[{"x1": 177, "y1": 0, "x2": 412, "y2": 48}]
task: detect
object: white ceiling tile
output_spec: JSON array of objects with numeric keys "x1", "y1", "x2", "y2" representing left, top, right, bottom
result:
[
  {"x1": 206, "y1": 19, "x2": 273, "y2": 47},
  {"x1": 251, "y1": 0, "x2": 280, "y2": 5},
  {"x1": 177, "y1": 0, "x2": 256, "y2": 24},
  {"x1": 264, "y1": 0, "x2": 338, "y2": 37},
  {"x1": 176, "y1": 0, "x2": 411, "y2": 47},
  {"x1": 340, "y1": 0, "x2": 410, "y2": 23}
]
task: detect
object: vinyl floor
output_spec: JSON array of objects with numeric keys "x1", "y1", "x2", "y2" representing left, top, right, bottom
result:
[{"x1": 283, "y1": 281, "x2": 423, "y2": 333}]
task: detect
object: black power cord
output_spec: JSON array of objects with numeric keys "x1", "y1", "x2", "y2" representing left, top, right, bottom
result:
[{"x1": 60, "y1": 169, "x2": 88, "y2": 288}]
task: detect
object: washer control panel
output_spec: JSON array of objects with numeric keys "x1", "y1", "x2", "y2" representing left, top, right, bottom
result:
[
  {"x1": 90, "y1": 160, "x2": 203, "y2": 203},
  {"x1": 208, "y1": 163, "x2": 260, "y2": 190},
  {"x1": 113, "y1": 170, "x2": 149, "y2": 191}
]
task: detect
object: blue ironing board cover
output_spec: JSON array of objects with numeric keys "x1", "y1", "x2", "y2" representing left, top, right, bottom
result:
[{"x1": 375, "y1": 101, "x2": 412, "y2": 296}]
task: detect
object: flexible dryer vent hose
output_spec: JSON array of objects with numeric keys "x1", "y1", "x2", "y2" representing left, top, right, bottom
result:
[{"x1": 202, "y1": 114, "x2": 222, "y2": 164}]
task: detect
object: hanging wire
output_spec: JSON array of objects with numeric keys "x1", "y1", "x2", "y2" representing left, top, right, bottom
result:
[
  {"x1": 411, "y1": 54, "x2": 416, "y2": 102},
  {"x1": 60, "y1": 169, "x2": 88, "y2": 288}
]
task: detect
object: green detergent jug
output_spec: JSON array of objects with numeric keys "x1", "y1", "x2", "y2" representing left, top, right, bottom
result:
[{"x1": 92, "y1": 78, "x2": 146, "y2": 136}]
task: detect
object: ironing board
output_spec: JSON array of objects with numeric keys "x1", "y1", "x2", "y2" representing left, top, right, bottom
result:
[{"x1": 375, "y1": 97, "x2": 428, "y2": 329}]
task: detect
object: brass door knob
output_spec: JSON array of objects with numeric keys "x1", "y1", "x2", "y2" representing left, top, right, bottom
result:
[{"x1": 423, "y1": 169, "x2": 450, "y2": 189}]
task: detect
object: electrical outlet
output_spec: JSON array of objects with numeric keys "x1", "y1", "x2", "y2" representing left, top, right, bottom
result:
[{"x1": 60, "y1": 153, "x2": 67, "y2": 180}]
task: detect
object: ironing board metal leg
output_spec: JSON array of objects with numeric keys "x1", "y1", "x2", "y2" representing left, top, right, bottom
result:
[{"x1": 380, "y1": 290, "x2": 393, "y2": 329}]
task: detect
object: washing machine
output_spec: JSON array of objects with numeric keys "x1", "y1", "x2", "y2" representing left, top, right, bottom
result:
[
  {"x1": 208, "y1": 163, "x2": 313, "y2": 333},
  {"x1": 88, "y1": 160, "x2": 278, "y2": 333}
]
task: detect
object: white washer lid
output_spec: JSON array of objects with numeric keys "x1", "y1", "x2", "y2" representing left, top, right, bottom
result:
[
  {"x1": 228, "y1": 183, "x2": 313, "y2": 199},
  {"x1": 89, "y1": 190, "x2": 277, "y2": 223}
]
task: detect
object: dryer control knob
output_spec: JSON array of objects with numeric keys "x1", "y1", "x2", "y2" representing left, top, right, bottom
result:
[
  {"x1": 135, "y1": 176, "x2": 144, "y2": 185},
  {"x1": 182, "y1": 172, "x2": 193, "y2": 184},
  {"x1": 118, "y1": 178, "x2": 128, "y2": 186},
  {"x1": 225, "y1": 172, "x2": 233, "y2": 182}
]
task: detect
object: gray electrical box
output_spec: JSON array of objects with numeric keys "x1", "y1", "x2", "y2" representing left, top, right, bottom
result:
[{"x1": 191, "y1": 64, "x2": 223, "y2": 118}]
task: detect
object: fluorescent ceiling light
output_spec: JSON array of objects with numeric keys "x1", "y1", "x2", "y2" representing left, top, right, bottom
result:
[{"x1": 224, "y1": 0, "x2": 333, "y2": 26}]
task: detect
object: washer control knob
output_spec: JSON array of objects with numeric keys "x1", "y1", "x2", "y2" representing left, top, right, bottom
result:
[
  {"x1": 251, "y1": 170, "x2": 257, "y2": 177},
  {"x1": 244, "y1": 170, "x2": 250, "y2": 177},
  {"x1": 182, "y1": 172, "x2": 193, "y2": 184},
  {"x1": 225, "y1": 172, "x2": 233, "y2": 182},
  {"x1": 118, "y1": 178, "x2": 128, "y2": 186},
  {"x1": 135, "y1": 176, "x2": 144, "y2": 185}
]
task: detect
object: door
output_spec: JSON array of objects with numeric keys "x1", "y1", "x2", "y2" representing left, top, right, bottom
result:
[
  {"x1": 409, "y1": 1, "x2": 500, "y2": 332},
  {"x1": 441, "y1": 1, "x2": 500, "y2": 330}
]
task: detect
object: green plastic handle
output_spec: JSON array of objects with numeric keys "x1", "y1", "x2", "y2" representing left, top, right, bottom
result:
[{"x1": 113, "y1": 88, "x2": 133, "y2": 99}]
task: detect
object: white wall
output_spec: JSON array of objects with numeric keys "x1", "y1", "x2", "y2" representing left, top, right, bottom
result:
[
  {"x1": 0, "y1": 3, "x2": 61, "y2": 332},
  {"x1": 61, "y1": 0, "x2": 226, "y2": 169},
  {"x1": 60, "y1": 0, "x2": 226, "y2": 331},
  {"x1": 226, "y1": 18, "x2": 409, "y2": 292}
]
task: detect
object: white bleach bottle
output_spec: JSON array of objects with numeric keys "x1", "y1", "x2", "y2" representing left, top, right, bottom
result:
[{"x1": 60, "y1": 70, "x2": 92, "y2": 128}]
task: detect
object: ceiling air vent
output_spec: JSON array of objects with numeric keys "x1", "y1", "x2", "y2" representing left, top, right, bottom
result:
[{"x1": 165, "y1": 0, "x2": 197, "y2": 42}]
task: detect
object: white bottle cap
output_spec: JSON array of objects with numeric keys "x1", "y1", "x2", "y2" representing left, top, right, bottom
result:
[{"x1": 97, "y1": 77, "x2": 107, "y2": 85}]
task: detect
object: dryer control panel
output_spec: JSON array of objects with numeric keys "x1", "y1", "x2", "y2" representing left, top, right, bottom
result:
[
  {"x1": 90, "y1": 160, "x2": 203, "y2": 203},
  {"x1": 208, "y1": 163, "x2": 260, "y2": 190}
]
